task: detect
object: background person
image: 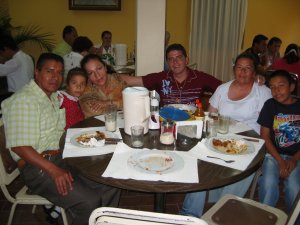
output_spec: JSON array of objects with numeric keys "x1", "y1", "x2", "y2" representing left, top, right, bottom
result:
[
  {"x1": 121, "y1": 43, "x2": 222, "y2": 106},
  {"x1": 180, "y1": 53, "x2": 272, "y2": 218},
  {"x1": 79, "y1": 54, "x2": 127, "y2": 117},
  {"x1": 263, "y1": 36, "x2": 282, "y2": 69},
  {"x1": 272, "y1": 43, "x2": 300, "y2": 76},
  {"x1": 1, "y1": 53, "x2": 120, "y2": 225},
  {"x1": 93, "y1": 30, "x2": 115, "y2": 66},
  {"x1": 63, "y1": 36, "x2": 93, "y2": 84},
  {"x1": 244, "y1": 34, "x2": 268, "y2": 75},
  {"x1": 52, "y1": 25, "x2": 78, "y2": 57},
  {"x1": 0, "y1": 34, "x2": 34, "y2": 94}
]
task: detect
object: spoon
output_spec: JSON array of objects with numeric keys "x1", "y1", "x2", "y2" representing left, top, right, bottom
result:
[{"x1": 206, "y1": 156, "x2": 235, "y2": 163}]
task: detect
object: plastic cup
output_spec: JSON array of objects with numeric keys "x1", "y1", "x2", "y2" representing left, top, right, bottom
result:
[
  {"x1": 131, "y1": 125, "x2": 144, "y2": 148},
  {"x1": 217, "y1": 115, "x2": 230, "y2": 134}
]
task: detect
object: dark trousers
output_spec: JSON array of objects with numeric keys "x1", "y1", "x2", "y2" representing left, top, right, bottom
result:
[{"x1": 20, "y1": 154, "x2": 120, "y2": 225}]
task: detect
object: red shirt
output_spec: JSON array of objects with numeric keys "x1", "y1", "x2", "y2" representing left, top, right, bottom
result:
[
  {"x1": 142, "y1": 68, "x2": 222, "y2": 106},
  {"x1": 272, "y1": 58, "x2": 300, "y2": 76},
  {"x1": 58, "y1": 91, "x2": 85, "y2": 130}
]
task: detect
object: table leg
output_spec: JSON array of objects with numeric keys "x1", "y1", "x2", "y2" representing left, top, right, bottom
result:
[{"x1": 154, "y1": 193, "x2": 166, "y2": 212}]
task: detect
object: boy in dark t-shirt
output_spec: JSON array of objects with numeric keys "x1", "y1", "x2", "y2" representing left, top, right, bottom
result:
[{"x1": 257, "y1": 70, "x2": 300, "y2": 215}]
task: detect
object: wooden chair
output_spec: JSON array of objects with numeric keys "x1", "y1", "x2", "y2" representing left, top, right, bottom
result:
[{"x1": 0, "y1": 125, "x2": 68, "y2": 225}]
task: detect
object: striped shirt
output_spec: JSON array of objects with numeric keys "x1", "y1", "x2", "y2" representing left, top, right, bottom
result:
[{"x1": 142, "y1": 68, "x2": 222, "y2": 106}]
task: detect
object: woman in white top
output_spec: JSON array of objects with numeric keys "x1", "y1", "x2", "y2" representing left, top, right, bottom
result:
[
  {"x1": 181, "y1": 53, "x2": 272, "y2": 218},
  {"x1": 209, "y1": 54, "x2": 272, "y2": 134}
]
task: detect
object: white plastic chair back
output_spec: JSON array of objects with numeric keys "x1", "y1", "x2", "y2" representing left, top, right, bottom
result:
[{"x1": 89, "y1": 207, "x2": 208, "y2": 225}]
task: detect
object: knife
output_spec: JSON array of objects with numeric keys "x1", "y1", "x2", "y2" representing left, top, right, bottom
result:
[
  {"x1": 242, "y1": 138, "x2": 259, "y2": 142},
  {"x1": 105, "y1": 138, "x2": 122, "y2": 144}
]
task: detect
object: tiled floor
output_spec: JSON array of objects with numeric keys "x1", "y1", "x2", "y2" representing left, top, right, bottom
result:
[{"x1": 0, "y1": 176, "x2": 288, "y2": 225}]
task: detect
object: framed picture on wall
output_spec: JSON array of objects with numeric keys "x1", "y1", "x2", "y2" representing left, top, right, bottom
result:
[{"x1": 69, "y1": 0, "x2": 121, "y2": 11}]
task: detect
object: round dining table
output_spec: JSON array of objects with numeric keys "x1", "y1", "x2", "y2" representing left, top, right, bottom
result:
[{"x1": 61, "y1": 117, "x2": 265, "y2": 213}]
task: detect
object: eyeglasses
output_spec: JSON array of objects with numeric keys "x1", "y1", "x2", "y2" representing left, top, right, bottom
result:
[
  {"x1": 167, "y1": 55, "x2": 185, "y2": 63},
  {"x1": 234, "y1": 65, "x2": 254, "y2": 73}
]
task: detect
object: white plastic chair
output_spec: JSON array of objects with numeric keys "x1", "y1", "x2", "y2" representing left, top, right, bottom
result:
[
  {"x1": 202, "y1": 194, "x2": 300, "y2": 225},
  {"x1": 89, "y1": 207, "x2": 208, "y2": 225},
  {"x1": 0, "y1": 125, "x2": 68, "y2": 225}
]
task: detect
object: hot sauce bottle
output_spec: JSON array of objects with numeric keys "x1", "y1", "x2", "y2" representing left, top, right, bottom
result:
[{"x1": 194, "y1": 99, "x2": 205, "y2": 120}]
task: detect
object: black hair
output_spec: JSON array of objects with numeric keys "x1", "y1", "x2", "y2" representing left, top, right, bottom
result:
[
  {"x1": 165, "y1": 43, "x2": 187, "y2": 60},
  {"x1": 72, "y1": 36, "x2": 93, "y2": 53},
  {"x1": 252, "y1": 34, "x2": 268, "y2": 46},
  {"x1": 101, "y1": 30, "x2": 112, "y2": 38},
  {"x1": 283, "y1": 43, "x2": 299, "y2": 64},
  {"x1": 80, "y1": 54, "x2": 106, "y2": 71},
  {"x1": 63, "y1": 25, "x2": 76, "y2": 39},
  {"x1": 66, "y1": 67, "x2": 88, "y2": 85},
  {"x1": 267, "y1": 37, "x2": 282, "y2": 47},
  {"x1": 269, "y1": 70, "x2": 294, "y2": 85},
  {"x1": 0, "y1": 34, "x2": 18, "y2": 51},
  {"x1": 36, "y1": 53, "x2": 64, "y2": 70},
  {"x1": 233, "y1": 52, "x2": 258, "y2": 72}
]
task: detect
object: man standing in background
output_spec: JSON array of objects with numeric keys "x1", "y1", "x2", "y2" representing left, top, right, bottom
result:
[
  {"x1": 0, "y1": 34, "x2": 34, "y2": 95},
  {"x1": 53, "y1": 25, "x2": 78, "y2": 57}
]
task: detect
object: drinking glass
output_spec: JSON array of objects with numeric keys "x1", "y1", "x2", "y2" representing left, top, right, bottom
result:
[
  {"x1": 105, "y1": 104, "x2": 117, "y2": 132},
  {"x1": 131, "y1": 125, "x2": 144, "y2": 148},
  {"x1": 160, "y1": 120, "x2": 175, "y2": 145},
  {"x1": 217, "y1": 115, "x2": 230, "y2": 134},
  {"x1": 206, "y1": 119, "x2": 218, "y2": 138}
]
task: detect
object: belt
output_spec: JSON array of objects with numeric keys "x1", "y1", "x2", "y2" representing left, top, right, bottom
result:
[{"x1": 17, "y1": 150, "x2": 61, "y2": 169}]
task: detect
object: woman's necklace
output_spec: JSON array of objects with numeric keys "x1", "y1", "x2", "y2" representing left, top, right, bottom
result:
[{"x1": 174, "y1": 79, "x2": 187, "y2": 103}]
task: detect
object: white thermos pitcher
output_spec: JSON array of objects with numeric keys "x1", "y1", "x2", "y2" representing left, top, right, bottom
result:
[
  {"x1": 122, "y1": 87, "x2": 150, "y2": 135},
  {"x1": 114, "y1": 43, "x2": 127, "y2": 66}
]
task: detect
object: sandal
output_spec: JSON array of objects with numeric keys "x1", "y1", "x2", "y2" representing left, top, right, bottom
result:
[{"x1": 43, "y1": 205, "x2": 61, "y2": 225}]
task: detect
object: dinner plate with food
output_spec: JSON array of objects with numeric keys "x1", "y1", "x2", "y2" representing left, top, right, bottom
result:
[
  {"x1": 206, "y1": 136, "x2": 255, "y2": 155},
  {"x1": 70, "y1": 130, "x2": 120, "y2": 148},
  {"x1": 127, "y1": 150, "x2": 184, "y2": 174}
]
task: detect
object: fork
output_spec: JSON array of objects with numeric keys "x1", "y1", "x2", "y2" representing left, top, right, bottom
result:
[{"x1": 206, "y1": 156, "x2": 235, "y2": 163}]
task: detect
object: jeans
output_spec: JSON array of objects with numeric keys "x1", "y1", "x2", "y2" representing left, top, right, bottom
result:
[
  {"x1": 180, "y1": 173, "x2": 254, "y2": 217},
  {"x1": 258, "y1": 153, "x2": 300, "y2": 211}
]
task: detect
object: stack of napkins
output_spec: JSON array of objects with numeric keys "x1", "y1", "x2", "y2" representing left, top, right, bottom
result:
[
  {"x1": 62, "y1": 127, "x2": 122, "y2": 158},
  {"x1": 188, "y1": 134, "x2": 264, "y2": 171},
  {"x1": 102, "y1": 143, "x2": 199, "y2": 183}
]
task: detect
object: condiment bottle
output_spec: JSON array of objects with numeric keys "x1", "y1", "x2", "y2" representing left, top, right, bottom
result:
[{"x1": 194, "y1": 99, "x2": 205, "y2": 120}]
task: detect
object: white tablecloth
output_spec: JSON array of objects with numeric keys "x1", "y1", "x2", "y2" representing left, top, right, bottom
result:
[
  {"x1": 102, "y1": 143, "x2": 199, "y2": 183},
  {"x1": 63, "y1": 127, "x2": 122, "y2": 158},
  {"x1": 188, "y1": 134, "x2": 264, "y2": 171}
]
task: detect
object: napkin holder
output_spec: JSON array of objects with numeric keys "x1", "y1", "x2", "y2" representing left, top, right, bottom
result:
[{"x1": 175, "y1": 120, "x2": 203, "y2": 139}]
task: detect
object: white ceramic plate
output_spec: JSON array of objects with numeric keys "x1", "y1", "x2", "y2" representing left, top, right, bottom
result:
[
  {"x1": 205, "y1": 136, "x2": 255, "y2": 155},
  {"x1": 127, "y1": 150, "x2": 184, "y2": 174},
  {"x1": 166, "y1": 104, "x2": 197, "y2": 114},
  {"x1": 70, "y1": 130, "x2": 118, "y2": 148}
]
